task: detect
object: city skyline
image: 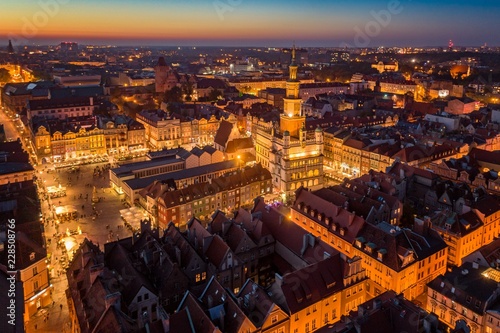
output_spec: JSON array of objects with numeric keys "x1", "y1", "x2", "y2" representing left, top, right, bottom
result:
[{"x1": 1, "y1": 0, "x2": 499, "y2": 47}]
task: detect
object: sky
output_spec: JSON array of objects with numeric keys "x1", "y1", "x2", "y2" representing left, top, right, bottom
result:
[{"x1": 0, "y1": 0, "x2": 499, "y2": 47}]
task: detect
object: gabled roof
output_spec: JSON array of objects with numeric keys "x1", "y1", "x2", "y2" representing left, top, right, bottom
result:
[
  {"x1": 92, "y1": 303, "x2": 137, "y2": 333},
  {"x1": 214, "y1": 120, "x2": 234, "y2": 147},
  {"x1": 428, "y1": 262, "x2": 499, "y2": 314},
  {"x1": 173, "y1": 292, "x2": 219, "y2": 333},
  {"x1": 0, "y1": 222, "x2": 46, "y2": 269},
  {"x1": 199, "y1": 277, "x2": 257, "y2": 332},
  {"x1": 197, "y1": 78, "x2": 227, "y2": 90},
  {"x1": 280, "y1": 255, "x2": 344, "y2": 313},
  {"x1": 236, "y1": 279, "x2": 286, "y2": 328},
  {"x1": 28, "y1": 96, "x2": 92, "y2": 110},
  {"x1": 104, "y1": 242, "x2": 157, "y2": 305},
  {"x1": 293, "y1": 188, "x2": 365, "y2": 243},
  {"x1": 225, "y1": 137, "x2": 254, "y2": 153},
  {"x1": 253, "y1": 196, "x2": 337, "y2": 263},
  {"x1": 204, "y1": 235, "x2": 231, "y2": 268}
]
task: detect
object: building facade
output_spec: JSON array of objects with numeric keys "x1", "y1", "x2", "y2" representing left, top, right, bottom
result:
[
  {"x1": 253, "y1": 48, "x2": 324, "y2": 201},
  {"x1": 290, "y1": 187, "x2": 448, "y2": 300}
]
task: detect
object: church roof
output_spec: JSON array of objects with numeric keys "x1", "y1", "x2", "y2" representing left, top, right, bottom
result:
[{"x1": 156, "y1": 56, "x2": 168, "y2": 67}]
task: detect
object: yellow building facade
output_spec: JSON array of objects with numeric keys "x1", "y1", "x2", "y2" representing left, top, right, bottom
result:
[
  {"x1": 290, "y1": 189, "x2": 448, "y2": 300},
  {"x1": 253, "y1": 47, "x2": 324, "y2": 200}
]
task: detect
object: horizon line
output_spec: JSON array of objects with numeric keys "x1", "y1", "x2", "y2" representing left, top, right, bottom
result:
[{"x1": 4, "y1": 42, "x2": 499, "y2": 49}]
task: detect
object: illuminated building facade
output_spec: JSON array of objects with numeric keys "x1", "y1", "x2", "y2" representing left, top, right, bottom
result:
[
  {"x1": 253, "y1": 47, "x2": 324, "y2": 200},
  {"x1": 426, "y1": 262, "x2": 500, "y2": 333},
  {"x1": 290, "y1": 187, "x2": 448, "y2": 300}
]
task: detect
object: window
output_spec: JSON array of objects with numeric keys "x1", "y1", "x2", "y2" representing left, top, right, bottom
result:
[
  {"x1": 144, "y1": 294, "x2": 149, "y2": 300},
  {"x1": 33, "y1": 267, "x2": 38, "y2": 275},
  {"x1": 137, "y1": 295, "x2": 142, "y2": 302},
  {"x1": 324, "y1": 313, "x2": 328, "y2": 324},
  {"x1": 196, "y1": 274, "x2": 201, "y2": 282},
  {"x1": 271, "y1": 315, "x2": 278, "y2": 324},
  {"x1": 312, "y1": 319, "x2": 317, "y2": 329},
  {"x1": 295, "y1": 314, "x2": 299, "y2": 321},
  {"x1": 33, "y1": 281, "x2": 39, "y2": 290},
  {"x1": 305, "y1": 323, "x2": 310, "y2": 333}
]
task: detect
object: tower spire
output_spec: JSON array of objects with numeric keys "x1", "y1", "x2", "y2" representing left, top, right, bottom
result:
[{"x1": 7, "y1": 40, "x2": 14, "y2": 54}]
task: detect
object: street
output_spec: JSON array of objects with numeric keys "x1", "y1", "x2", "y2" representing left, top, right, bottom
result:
[
  {"x1": 0, "y1": 106, "x2": 21, "y2": 141},
  {"x1": 0, "y1": 106, "x2": 37, "y2": 163}
]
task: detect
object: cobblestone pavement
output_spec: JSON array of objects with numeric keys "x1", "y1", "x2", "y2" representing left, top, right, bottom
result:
[{"x1": 25, "y1": 162, "x2": 133, "y2": 332}]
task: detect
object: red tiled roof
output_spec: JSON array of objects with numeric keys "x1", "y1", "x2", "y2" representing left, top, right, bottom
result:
[
  {"x1": 293, "y1": 188, "x2": 365, "y2": 243},
  {"x1": 281, "y1": 255, "x2": 344, "y2": 313},
  {"x1": 214, "y1": 120, "x2": 234, "y2": 147}
]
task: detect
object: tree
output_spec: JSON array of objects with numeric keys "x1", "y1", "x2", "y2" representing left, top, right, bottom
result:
[
  {"x1": 182, "y1": 82, "x2": 194, "y2": 101},
  {"x1": 163, "y1": 86, "x2": 183, "y2": 103},
  {"x1": 0, "y1": 68, "x2": 11, "y2": 82},
  {"x1": 208, "y1": 89, "x2": 222, "y2": 101},
  {"x1": 400, "y1": 202, "x2": 417, "y2": 228},
  {"x1": 241, "y1": 85, "x2": 252, "y2": 94},
  {"x1": 32, "y1": 69, "x2": 51, "y2": 81}
]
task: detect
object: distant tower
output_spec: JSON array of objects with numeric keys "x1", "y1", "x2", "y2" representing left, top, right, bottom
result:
[
  {"x1": 154, "y1": 57, "x2": 178, "y2": 93},
  {"x1": 448, "y1": 40, "x2": 454, "y2": 52},
  {"x1": 7, "y1": 40, "x2": 14, "y2": 54}
]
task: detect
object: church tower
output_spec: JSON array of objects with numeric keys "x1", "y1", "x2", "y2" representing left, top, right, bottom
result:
[
  {"x1": 280, "y1": 45, "x2": 305, "y2": 137},
  {"x1": 154, "y1": 57, "x2": 179, "y2": 93},
  {"x1": 7, "y1": 40, "x2": 15, "y2": 54}
]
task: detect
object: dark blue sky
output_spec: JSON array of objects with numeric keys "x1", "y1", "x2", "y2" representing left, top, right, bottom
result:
[{"x1": 1, "y1": 0, "x2": 498, "y2": 46}]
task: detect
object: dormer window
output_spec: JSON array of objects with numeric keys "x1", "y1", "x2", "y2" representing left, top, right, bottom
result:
[
  {"x1": 365, "y1": 242, "x2": 376, "y2": 254},
  {"x1": 377, "y1": 249, "x2": 387, "y2": 261},
  {"x1": 30, "y1": 252, "x2": 35, "y2": 261},
  {"x1": 355, "y1": 237, "x2": 365, "y2": 248}
]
